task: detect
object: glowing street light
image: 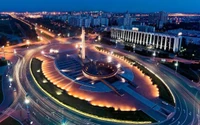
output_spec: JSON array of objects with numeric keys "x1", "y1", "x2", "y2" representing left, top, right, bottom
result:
[
  {"x1": 9, "y1": 77, "x2": 13, "y2": 82},
  {"x1": 24, "y1": 98, "x2": 30, "y2": 104},
  {"x1": 133, "y1": 44, "x2": 136, "y2": 50},
  {"x1": 152, "y1": 51, "x2": 156, "y2": 61},
  {"x1": 58, "y1": 33, "x2": 61, "y2": 37},
  {"x1": 67, "y1": 33, "x2": 70, "y2": 37},
  {"x1": 107, "y1": 56, "x2": 112, "y2": 63},
  {"x1": 14, "y1": 49, "x2": 17, "y2": 54},
  {"x1": 98, "y1": 35, "x2": 101, "y2": 41},
  {"x1": 117, "y1": 63, "x2": 121, "y2": 68},
  {"x1": 75, "y1": 44, "x2": 78, "y2": 49},
  {"x1": 174, "y1": 61, "x2": 178, "y2": 73},
  {"x1": 41, "y1": 51, "x2": 45, "y2": 55},
  {"x1": 153, "y1": 51, "x2": 156, "y2": 57},
  {"x1": 26, "y1": 40, "x2": 30, "y2": 46},
  {"x1": 178, "y1": 32, "x2": 182, "y2": 36},
  {"x1": 30, "y1": 121, "x2": 33, "y2": 124}
]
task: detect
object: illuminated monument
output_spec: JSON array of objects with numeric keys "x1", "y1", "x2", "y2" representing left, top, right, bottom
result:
[
  {"x1": 81, "y1": 27, "x2": 118, "y2": 82},
  {"x1": 81, "y1": 27, "x2": 86, "y2": 60}
]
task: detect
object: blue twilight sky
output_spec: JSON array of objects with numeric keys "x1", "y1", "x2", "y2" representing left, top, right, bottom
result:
[{"x1": 1, "y1": 0, "x2": 200, "y2": 12}]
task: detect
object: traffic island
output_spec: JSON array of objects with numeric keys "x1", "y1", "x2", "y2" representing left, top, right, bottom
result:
[{"x1": 30, "y1": 58, "x2": 156, "y2": 124}]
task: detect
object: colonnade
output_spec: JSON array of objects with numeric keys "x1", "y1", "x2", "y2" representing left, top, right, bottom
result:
[{"x1": 111, "y1": 28, "x2": 182, "y2": 52}]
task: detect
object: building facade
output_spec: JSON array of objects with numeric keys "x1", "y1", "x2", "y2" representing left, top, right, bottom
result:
[
  {"x1": 111, "y1": 28, "x2": 182, "y2": 52},
  {"x1": 167, "y1": 29, "x2": 200, "y2": 45},
  {"x1": 68, "y1": 16, "x2": 91, "y2": 28}
]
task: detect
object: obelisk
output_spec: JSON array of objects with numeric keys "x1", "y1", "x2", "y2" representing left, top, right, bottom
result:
[{"x1": 81, "y1": 27, "x2": 85, "y2": 60}]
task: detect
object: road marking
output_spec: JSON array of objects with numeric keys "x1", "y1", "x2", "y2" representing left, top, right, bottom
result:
[{"x1": 181, "y1": 99, "x2": 188, "y2": 125}]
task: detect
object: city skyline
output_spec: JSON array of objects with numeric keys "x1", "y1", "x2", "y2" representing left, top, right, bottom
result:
[{"x1": 1, "y1": 0, "x2": 200, "y2": 13}]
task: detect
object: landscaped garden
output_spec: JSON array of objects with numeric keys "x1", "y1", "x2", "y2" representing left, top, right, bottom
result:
[
  {"x1": 31, "y1": 58, "x2": 155, "y2": 123},
  {"x1": 96, "y1": 46, "x2": 175, "y2": 106}
]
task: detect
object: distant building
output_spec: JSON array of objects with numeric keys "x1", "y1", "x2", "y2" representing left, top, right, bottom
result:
[
  {"x1": 148, "y1": 11, "x2": 168, "y2": 28},
  {"x1": 117, "y1": 12, "x2": 136, "y2": 26},
  {"x1": 91, "y1": 18, "x2": 100, "y2": 27},
  {"x1": 68, "y1": 16, "x2": 82, "y2": 27},
  {"x1": 100, "y1": 17, "x2": 109, "y2": 26},
  {"x1": 82, "y1": 18, "x2": 91, "y2": 28},
  {"x1": 167, "y1": 29, "x2": 200, "y2": 45},
  {"x1": 68, "y1": 16, "x2": 91, "y2": 28}
]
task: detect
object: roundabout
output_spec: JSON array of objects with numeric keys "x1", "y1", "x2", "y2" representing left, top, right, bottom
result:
[
  {"x1": 28, "y1": 28, "x2": 177, "y2": 124},
  {"x1": 2, "y1": 18, "x2": 198, "y2": 125}
]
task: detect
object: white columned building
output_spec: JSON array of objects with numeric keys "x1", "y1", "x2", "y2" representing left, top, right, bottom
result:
[{"x1": 111, "y1": 28, "x2": 182, "y2": 53}]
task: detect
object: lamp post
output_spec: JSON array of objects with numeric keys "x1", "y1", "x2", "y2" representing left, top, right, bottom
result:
[
  {"x1": 153, "y1": 51, "x2": 156, "y2": 61},
  {"x1": 107, "y1": 56, "x2": 112, "y2": 63},
  {"x1": 41, "y1": 51, "x2": 45, "y2": 55},
  {"x1": 24, "y1": 96, "x2": 31, "y2": 124},
  {"x1": 26, "y1": 40, "x2": 30, "y2": 48},
  {"x1": 14, "y1": 49, "x2": 17, "y2": 55},
  {"x1": 98, "y1": 35, "x2": 101, "y2": 41},
  {"x1": 174, "y1": 61, "x2": 179, "y2": 74},
  {"x1": 133, "y1": 44, "x2": 136, "y2": 52}
]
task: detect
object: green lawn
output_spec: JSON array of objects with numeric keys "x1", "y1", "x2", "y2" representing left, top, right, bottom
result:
[
  {"x1": 31, "y1": 58, "x2": 156, "y2": 122},
  {"x1": 0, "y1": 117, "x2": 21, "y2": 125}
]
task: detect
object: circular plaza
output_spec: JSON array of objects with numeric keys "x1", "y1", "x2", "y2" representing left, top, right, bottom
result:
[{"x1": 30, "y1": 29, "x2": 175, "y2": 124}]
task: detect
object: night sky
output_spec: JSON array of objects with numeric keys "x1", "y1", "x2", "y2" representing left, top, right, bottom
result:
[{"x1": 1, "y1": 0, "x2": 200, "y2": 12}]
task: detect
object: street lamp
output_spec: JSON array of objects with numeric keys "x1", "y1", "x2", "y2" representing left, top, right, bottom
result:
[
  {"x1": 24, "y1": 96, "x2": 31, "y2": 124},
  {"x1": 67, "y1": 33, "x2": 70, "y2": 37},
  {"x1": 107, "y1": 56, "x2": 112, "y2": 63},
  {"x1": 9, "y1": 77, "x2": 13, "y2": 82},
  {"x1": 98, "y1": 35, "x2": 101, "y2": 41},
  {"x1": 133, "y1": 44, "x2": 136, "y2": 52},
  {"x1": 24, "y1": 98, "x2": 30, "y2": 104},
  {"x1": 14, "y1": 49, "x2": 17, "y2": 54},
  {"x1": 26, "y1": 40, "x2": 30, "y2": 47},
  {"x1": 41, "y1": 51, "x2": 45, "y2": 55},
  {"x1": 152, "y1": 51, "x2": 156, "y2": 61},
  {"x1": 75, "y1": 44, "x2": 78, "y2": 49},
  {"x1": 117, "y1": 63, "x2": 121, "y2": 68},
  {"x1": 178, "y1": 32, "x2": 182, "y2": 36},
  {"x1": 174, "y1": 61, "x2": 178, "y2": 73}
]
